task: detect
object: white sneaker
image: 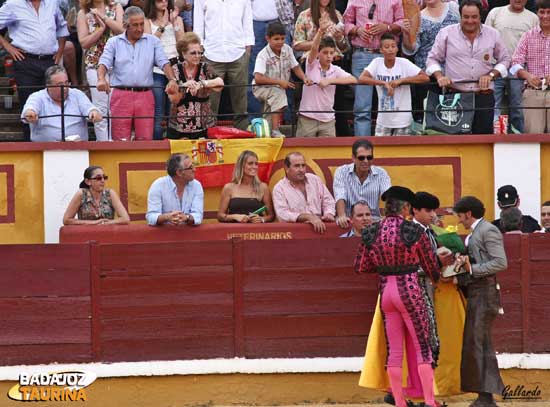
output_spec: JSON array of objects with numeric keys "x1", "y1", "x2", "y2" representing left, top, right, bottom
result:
[{"x1": 271, "y1": 129, "x2": 285, "y2": 138}]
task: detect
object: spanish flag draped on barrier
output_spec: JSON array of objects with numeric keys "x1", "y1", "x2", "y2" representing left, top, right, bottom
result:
[{"x1": 170, "y1": 139, "x2": 284, "y2": 187}]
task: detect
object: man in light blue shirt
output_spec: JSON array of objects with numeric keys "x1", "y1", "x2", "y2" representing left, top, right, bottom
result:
[
  {"x1": 334, "y1": 139, "x2": 391, "y2": 226},
  {"x1": 97, "y1": 6, "x2": 179, "y2": 141},
  {"x1": 0, "y1": 0, "x2": 69, "y2": 140},
  {"x1": 146, "y1": 153, "x2": 204, "y2": 226},
  {"x1": 21, "y1": 65, "x2": 102, "y2": 142}
]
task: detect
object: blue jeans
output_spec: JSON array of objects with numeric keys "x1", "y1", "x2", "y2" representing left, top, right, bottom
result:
[
  {"x1": 352, "y1": 49, "x2": 381, "y2": 136},
  {"x1": 153, "y1": 73, "x2": 169, "y2": 140},
  {"x1": 494, "y1": 77, "x2": 524, "y2": 133}
]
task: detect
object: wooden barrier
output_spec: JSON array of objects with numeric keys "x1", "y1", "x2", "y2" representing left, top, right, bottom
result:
[
  {"x1": 1, "y1": 231, "x2": 549, "y2": 366},
  {"x1": 59, "y1": 223, "x2": 345, "y2": 243}
]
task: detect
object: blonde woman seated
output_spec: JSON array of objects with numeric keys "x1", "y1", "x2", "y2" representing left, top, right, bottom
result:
[
  {"x1": 63, "y1": 166, "x2": 130, "y2": 225},
  {"x1": 218, "y1": 150, "x2": 275, "y2": 224}
]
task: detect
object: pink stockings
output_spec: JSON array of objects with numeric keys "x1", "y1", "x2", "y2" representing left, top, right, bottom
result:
[{"x1": 382, "y1": 276, "x2": 435, "y2": 407}]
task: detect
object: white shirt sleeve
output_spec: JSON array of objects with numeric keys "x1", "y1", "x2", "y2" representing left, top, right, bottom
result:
[
  {"x1": 253, "y1": 49, "x2": 267, "y2": 75},
  {"x1": 193, "y1": 0, "x2": 206, "y2": 43}
]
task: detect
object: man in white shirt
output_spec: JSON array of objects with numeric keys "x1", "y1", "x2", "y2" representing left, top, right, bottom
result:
[
  {"x1": 485, "y1": 0, "x2": 538, "y2": 132},
  {"x1": 194, "y1": 0, "x2": 254, "y2": 130}
]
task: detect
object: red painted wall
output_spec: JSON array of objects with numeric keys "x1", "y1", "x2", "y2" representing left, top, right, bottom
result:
[{"x1": 1, "y1": 229, "x2": 547, "y2": 365}]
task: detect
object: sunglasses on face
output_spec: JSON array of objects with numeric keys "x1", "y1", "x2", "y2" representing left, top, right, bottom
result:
[
  {"x1": 356, "y1": 155, "x2": 374, "y2": 161},
  {"x1": 181, "y1": 165, "x2": 195, "y2": 171},
  {"x1": 89, "y1": 175, "x2": 108, "y2": 181},
  {"x1": 188, "y1": 51, "x2": 204, "y2": 56},
  {"x1": 368, "y1": 3, "x2": 376, "y2": 19}
]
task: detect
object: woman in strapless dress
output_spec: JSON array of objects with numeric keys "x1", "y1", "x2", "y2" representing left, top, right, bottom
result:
[{"x1": 217, "y1": 150, "x2": 275, "y2": 223}]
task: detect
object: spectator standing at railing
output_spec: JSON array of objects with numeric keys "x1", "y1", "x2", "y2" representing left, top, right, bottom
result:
[
  {"x1": 253, "y1": 22, "x2": 311, "y2": 137},
  {"x1": 273, "y1": 152, "x2": 336, "y2": 234},
  {"x1": 77, "y1": 0, "x2": 124, "y2": 141},
  {"x1": 293, "y1": 0, "x2": 351, "y2": 136},
  {"x1": 485, "y1": 0, "x2": 537, "y2": 133},
  {"x1": 401, "y1": 0, "x2": 459, "y2": 124},
  {"x1": 296, "y1": 26, "x2": 356, "y2": 137},
  {"x1": 194, "y1": 0, "x2": 254, "y2": 131},
  {"x1": 0, "y1": 0, "x2": 69, "y2": 141},
  {"x1": 426, "y1": 0, "x2": 510, "y2": 135},
  {"x1": 333, "y1": 139, "x2": 391, "y2": 228},
  {"x1": 146, "y1": 153, "x2": 204, "y2": 226},
  {"x1": 359, "y1": 33, "x2": 429, "y2": 136},
  {"x1": 144, "y1": 0, "x2": 185, "y2": 140},
  {"x1": 511, "y1": 0, "x2": 550, "y2": 134},
  {"x1": 166, "y1": 32, "x2": 224, "y2": 139},
  {"x1": 20, "y1": 65, "x2": 102, "y2": 142},
  {"x1": 96, "y1": 6, "x2": 179, "y2": 140},
  {"x1": 343, "y1": 0, "x2": 404, "y2": 136},
  {"x1": 247, "y1": 0, "x2": 288, "y2": 118}
]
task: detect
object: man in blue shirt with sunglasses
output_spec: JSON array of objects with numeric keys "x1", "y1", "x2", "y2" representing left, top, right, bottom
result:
[{"x1": 333, "y1": 139, "x2": 391, "y2": 228}]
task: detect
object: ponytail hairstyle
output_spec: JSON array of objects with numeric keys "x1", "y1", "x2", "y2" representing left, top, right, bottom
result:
[{"x1": 79, "y1": 166, "x2": 103, "y2": 189}]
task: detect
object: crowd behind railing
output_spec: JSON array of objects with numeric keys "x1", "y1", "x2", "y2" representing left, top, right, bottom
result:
[{"x1": 1, "y1": 0, "x2": 550, "y2": 141}]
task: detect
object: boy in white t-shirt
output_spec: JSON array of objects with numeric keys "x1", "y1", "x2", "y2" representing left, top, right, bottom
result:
[
  {"x1": 359, "y1": 33, "x2": 429, "y2": 136},
  {"x1": 297, "y1": 23, "x2": 357, "y2": 137},
  {"x1": 253, "y1": 22, "x2": 311, "y2": 136}
]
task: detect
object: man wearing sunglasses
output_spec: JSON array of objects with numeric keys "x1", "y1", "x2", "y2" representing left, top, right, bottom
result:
[
  {"x1": 343, "y1": 0, "x2": 405, "y2": 136},
  {"x1": 333, "y1": 139, "x2": 391, "y2": 228},
  {"x1": 146, "y1": 153, "x2": 204, "y2": 226}
]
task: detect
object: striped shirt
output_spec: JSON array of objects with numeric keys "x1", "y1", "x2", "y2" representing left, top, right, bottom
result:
[
  {"x1": 511, "y1": 27, "x2": 550, "y2": 78},
  {"x1": 333, "y1": 163, "x2": 391, "y2": 219},
  {"x1": 343, "y1": 0, "x2": 404, "y2": 49}
]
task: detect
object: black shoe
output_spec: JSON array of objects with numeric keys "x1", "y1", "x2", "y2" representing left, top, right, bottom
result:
[{"x1": 384, "y1": 393, "x2": 395, "y2": 406}]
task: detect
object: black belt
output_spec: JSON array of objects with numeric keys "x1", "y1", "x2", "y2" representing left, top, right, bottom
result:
[
  {"x1": 24, "y1": 53, "x2": 54, "y2": 60},
  {"x1": 353, "y1": 47, "x2": 380, "y2": 54},
  {"x1": 377, "y1": 265, "x2": 419, "y2": 276},
  {"x1": 116, "y1": 87, "x2": 151, "y2": 92}
]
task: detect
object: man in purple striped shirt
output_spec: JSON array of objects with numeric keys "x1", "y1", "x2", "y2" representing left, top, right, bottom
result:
[{"x1": 426, "y1": 0, "x2": 510, "y2": 134}]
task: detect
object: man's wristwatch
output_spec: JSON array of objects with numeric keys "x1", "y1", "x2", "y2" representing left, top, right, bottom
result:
[
  {"x1": 489, "y1": 72, "x2": 496, "y2": 80},
  {"x1": 156, "y1": 26, "x2": 165, "y2": 34}
]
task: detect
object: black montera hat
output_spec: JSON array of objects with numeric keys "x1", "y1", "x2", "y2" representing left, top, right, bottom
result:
[
  {"x1": 412, "y1": 191, "x2": 440, "y2": 210},
  {"x1": 381, "y1": 186, "x2": 415, "y2": 203},
  {"x1": 497, "y1": 185, "x2": 519, "y2": 208}
]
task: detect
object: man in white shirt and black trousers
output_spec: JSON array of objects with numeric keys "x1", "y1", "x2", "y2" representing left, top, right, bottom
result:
[{"x1": 194, "y1": 0, "x2": 254, "y2": 131}]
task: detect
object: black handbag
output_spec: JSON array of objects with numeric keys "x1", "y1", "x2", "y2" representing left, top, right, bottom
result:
[{"x1": 425, "y1": 91, "x2": 475, "y2": 134}]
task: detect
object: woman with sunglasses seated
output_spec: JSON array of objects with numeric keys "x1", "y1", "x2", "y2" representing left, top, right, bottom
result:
[
  {"x1": 63, "y1": 166, "x2": 130, "y2": 225},
  {"x1": 166, "y1": 32, "x2": 224, "y2": 139}
]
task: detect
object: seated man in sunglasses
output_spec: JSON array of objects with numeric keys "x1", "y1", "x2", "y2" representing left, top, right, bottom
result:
[
  {"x1": 333, "y1": 139, "x2": 391, "y2": 228},
  {"x1": 21, "y1": 65, "x2": 102, "y2": 142}
]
